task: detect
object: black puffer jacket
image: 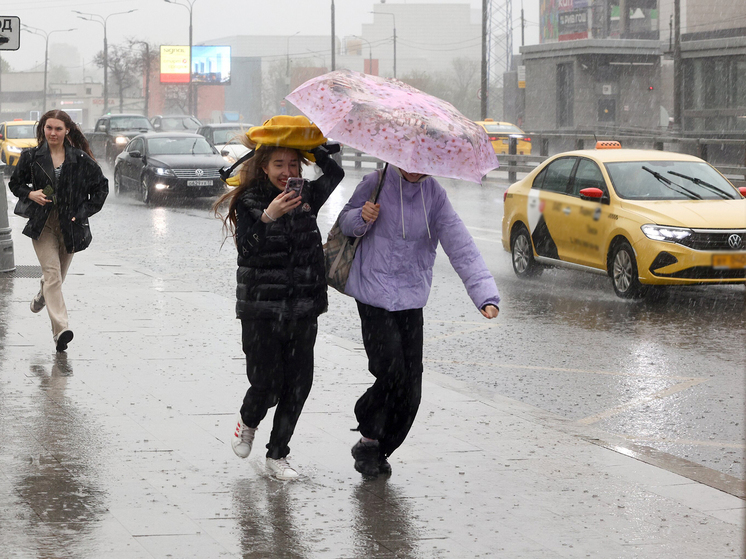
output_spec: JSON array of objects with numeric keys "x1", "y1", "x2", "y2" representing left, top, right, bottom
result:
[
  {"x1": 235, "y1": 154, "x2": 344, "y2": 321},
  {"x1": 9, "y1": 142, "x2": 109, "y2": 253}
]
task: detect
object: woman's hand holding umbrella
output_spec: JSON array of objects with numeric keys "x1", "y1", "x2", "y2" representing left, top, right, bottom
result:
[{"x1": 361, "y1": 201, "x2": 380, "y2": 223}]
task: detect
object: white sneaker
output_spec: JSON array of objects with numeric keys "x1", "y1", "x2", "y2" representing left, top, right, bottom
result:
[
  {"x1": 231, "y1": 413, "x2": 256, "y2": 459},
  {"x1": 266, "y1": 457, "x2": 299, "y2": 480}
]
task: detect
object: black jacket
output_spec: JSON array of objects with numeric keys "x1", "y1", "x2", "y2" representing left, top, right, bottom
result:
[
  {"x1": 8, "y1": 142, "x2": 109, "y2": 253},
  {"x1": 235, "y1": 154, "x2": 344, "y2": 320}
]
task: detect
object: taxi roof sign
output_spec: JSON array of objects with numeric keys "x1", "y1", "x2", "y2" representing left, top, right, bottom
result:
[
  {"x1": 596, "y1": 140, "x2": 621, "y2": 150},
  {"x1": 0, "y1": 16, "x2": 20, "y2": 51}
]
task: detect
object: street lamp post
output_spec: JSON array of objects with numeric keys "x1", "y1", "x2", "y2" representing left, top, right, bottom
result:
[
  {"x1": 331, "y1": 0, "x2": 336, "y2": 71},
  {"x1": 73, "y1": 9, "x2": 137, "y2": 116},
  {"x1": 164, "y1": 0, "x2": 197, "y2": 116},
  {"x1": 374, "y1": 11, "x2": 396, "y2": 78},
  {"x1": 286, "y1": 31, "x2": 300, "y2": 86},
  {"x1": 353, "y1": 36, "x2": 373, "y2": 74},
  {"x1": 131, "y1": 41, "x2": 151, "y2": 117},
  {"x1": 22, "y1": 25, "x2": 76, "y2": 114}
]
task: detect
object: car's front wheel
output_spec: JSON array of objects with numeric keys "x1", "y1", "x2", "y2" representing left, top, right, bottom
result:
[
  {"x1": 113, "y1": 166, "x2": 123, "y2": 196},
  {"x1": 141, "y1": 174, "x2": 155, "y2": 205},
  {"x1": 611, "y1": 241, "x2": 645, "y2": 298},
  {"x1": 511, "y1": 225, "x2": 542, "y2": 278}
]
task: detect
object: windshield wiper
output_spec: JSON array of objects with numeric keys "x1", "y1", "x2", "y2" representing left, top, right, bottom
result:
[
  {"x1": 666, "y1": 170, "x2": 734, "y2": 200},
  {"x1": 641, "y1": 166, "x2": 702, "y2": 200}
]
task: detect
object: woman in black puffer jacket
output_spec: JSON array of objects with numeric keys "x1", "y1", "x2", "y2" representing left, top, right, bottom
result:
[{"x1": 213, "y1": 121, "x2": 343, "y2": 480}]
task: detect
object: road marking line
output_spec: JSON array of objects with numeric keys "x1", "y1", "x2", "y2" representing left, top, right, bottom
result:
[
  {"x1": 425, "y1": 324, "x2": 497, "y2": 342},
  {"x1": 471, "y1": 235, "x2": 503, "y2": 243},
  {"x1": 574, "y1": 378, "x2": 709, "y2": 426},
  {"x1": 466, "y1": 226, "x2": 502, "y2": 233},
  {"x1": 424, "y1": 358, "x2": 702, "y2": 381},
  {"x1": 619, "y1": 436, "x2": 745, "y2": 450}
]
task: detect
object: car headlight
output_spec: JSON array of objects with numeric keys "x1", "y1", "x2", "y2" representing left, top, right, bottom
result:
[
  {"x1": 155, "y1": 167, "x2": 174, "y2": 176},
  {"x1": 115, "y1": 136, "x2": 128, "y2": 145},
  {"x1": 7, "y1": 145, "x2": 23, "y2": 153},
  {"x1": 641, "y1": 224, "x2": 692, "y2": 242}
]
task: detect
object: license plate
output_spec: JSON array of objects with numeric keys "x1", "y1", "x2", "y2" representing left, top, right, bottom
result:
[
  {"x1": 187, "y1": 180, "x2": 212, "y2": 186},
  {"x1": 713, "y1": 253, "x2": 746, "y2": 269}
]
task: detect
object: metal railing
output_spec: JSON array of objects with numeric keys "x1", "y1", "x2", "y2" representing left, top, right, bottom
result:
[{"x1": 339, "y1": 136, "x2": 746, "y2": 185}]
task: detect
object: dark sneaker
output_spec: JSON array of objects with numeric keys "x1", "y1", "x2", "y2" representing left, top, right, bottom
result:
[
  {"x1": 351, "y1": 439, "x2": 380, "y2": 477},
  {"x1": 30, "y1": 290, "x2": 45, "y2": 313},
  {"x1": 379, "y1": 456, "x2": 392, "y2": 475},
  {"x1": 55, "y1": 330, "x2": 73, "y2": 352}
]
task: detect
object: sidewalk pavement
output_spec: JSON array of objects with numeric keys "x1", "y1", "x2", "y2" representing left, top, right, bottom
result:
[{"x1": 0, "y1": 216, "x2": 743, "y2": 559}]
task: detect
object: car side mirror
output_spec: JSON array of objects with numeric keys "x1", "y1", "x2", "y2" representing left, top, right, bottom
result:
[
  {"x1": 129, "y1": 150, "x2": 142, "y2": 159},
  {"x1": 739, "y1": 187, "x2": 746, "y2": 197},
  {"x1": 579, "y1": 187, "x2": 605, "y2": 201},
  {"x1": 221, "y1": 149, "x2": 230, "y2": 157}
]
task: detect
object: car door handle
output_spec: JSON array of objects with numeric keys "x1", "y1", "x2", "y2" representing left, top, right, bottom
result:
[{"x1": 563, "y1": 207, "x2": 571, "y2": 215}]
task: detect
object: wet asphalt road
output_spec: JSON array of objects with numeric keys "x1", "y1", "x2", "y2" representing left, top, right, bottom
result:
[{"x1": 96, "y1": 164, "x2": 746, "y2": 482}]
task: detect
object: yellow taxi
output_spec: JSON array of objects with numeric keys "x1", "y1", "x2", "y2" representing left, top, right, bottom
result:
[
  {"x1": 475, "y1": 118, "x2": 532, "y2": 155},
  {"x1": 0, "y1": 120, "x2": 38, "y2": 167},
  {"x1": 502, "y1": 142, "x2": 746, "y2": 298}
]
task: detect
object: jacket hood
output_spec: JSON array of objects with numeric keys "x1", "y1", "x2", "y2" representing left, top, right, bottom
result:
[{"x1": 392, "y1": 166, "x2": 429, "y2": 184}]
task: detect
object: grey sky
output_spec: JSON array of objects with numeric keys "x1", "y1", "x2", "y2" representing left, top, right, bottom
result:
[{"x1": 5, "y1": 0, "x2": 540, "y2": 72}]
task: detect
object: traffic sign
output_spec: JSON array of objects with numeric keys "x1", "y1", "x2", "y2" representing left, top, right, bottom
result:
[{"x1": 0, "y1": 17, "x2": 20, "y2": 51}]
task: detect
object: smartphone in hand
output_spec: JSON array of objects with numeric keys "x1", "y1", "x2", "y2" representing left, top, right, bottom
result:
[{"x1": 284, "y1": 177, "x2": 306, "y2": 199}]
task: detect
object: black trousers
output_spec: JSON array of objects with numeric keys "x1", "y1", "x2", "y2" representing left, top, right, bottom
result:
[
  {"x1": 240, "y1": 317, "x2": 317, "y2": 459},
  {"x1": 354, "y1": 301, "x2": 424, "y2": 458}
]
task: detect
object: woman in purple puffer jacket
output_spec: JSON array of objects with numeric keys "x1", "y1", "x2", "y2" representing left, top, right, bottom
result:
[{"x1": 338, "y1": 165, "x2": 501, "y2": 478}]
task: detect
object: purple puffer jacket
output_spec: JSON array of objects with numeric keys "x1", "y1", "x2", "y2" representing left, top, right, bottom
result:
[{"x1": 339, "y1": 167, "x2": 501, "y2": 312}]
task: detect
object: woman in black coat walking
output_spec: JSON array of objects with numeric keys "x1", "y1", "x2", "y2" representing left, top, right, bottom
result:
[
  {"x1": 213, "y1": 116, "x2": 344, "y2": 480},
  {"x1": 8, "y1": 110, "x2": 108, "y2": 352}
]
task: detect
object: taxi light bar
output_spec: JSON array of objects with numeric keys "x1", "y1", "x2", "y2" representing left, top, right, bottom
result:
[{"x1": 596, "y1": 140, "x2": 621, "y2": 149}]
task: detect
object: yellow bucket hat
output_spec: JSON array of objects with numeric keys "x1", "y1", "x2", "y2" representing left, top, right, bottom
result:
[
  {"x1": 248, "y1": 115, "x2": 327, "y2": 160},
  {"x1": 222, "y1": 115, "x2": 327, "y2": 187}
]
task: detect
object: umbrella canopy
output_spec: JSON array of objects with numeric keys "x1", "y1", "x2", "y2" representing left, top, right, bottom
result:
[{"x1": 286, "y1": 69, "x2": 498, "y2": 184}]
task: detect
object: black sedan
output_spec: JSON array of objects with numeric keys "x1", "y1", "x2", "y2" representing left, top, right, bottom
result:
[{"x1": 113, "y1": 133, "x2": 228, "y2": 204}]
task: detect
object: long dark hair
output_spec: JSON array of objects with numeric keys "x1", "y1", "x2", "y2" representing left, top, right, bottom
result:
[
  {"x1": 36, "y1": 110, "x2": 94, "y2": 158},
  {"x1": 213, "y1": 143, "x2": 308, "y2": 240}
]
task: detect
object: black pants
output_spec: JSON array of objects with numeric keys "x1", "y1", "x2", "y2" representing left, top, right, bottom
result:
[
  {"x1": 354, "y1": 301, "x2": 424, "y2": 458},
  {"x1": 240, "y1": 317, "x2": 317, "y2": 459}
]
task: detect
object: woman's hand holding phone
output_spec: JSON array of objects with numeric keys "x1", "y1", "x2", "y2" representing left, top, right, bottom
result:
[{"x1": 264, "y1": 190, "x2": 302, "y2": 222}]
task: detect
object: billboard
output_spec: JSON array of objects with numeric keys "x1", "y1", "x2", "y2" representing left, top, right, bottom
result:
[
  {"x1": 191, "y1": 45, "x2": 231, "y2": 84},
  {"x1": 160, "y1": 45, "x2": 190, "y2": 83}
]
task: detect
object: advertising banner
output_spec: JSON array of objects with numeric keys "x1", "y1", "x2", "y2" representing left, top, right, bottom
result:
[
  {"x1": 191, "y1": 45, "x2": 231, "y2": 84},
  {"x1": 160, "y1": 45, "x2": 190, "y2": 83},
  {"x1": 558, "y1": 8, "x2": 588, "y2": 41}
]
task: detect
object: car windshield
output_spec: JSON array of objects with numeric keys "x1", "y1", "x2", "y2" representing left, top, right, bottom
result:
[
  {"x1": 160, "y1": 117, "x2": 201, "y2": 131},
  {"x1": 605, "y1": 161, "x2": 740, "y2": 201},
  {"x1": 483, "y1": 123, "x2": 523, "y2": 135},
  {"x1": 110, "y1": 117, "x2": 153, "y2": 131},
  {"x1": 147, "y1": 137, "x2": 215, "y2": 156},
  {"x1": 6, "y1": 125, "x2": 36, "y2": 139},
  {"x1": 212, "y1": 128, "x2": 246, "y2": 144}
]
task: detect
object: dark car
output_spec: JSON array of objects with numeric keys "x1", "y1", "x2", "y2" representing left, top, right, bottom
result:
[
  {"x1": 113, "y1": 132, "x2": 228, "y2": 204},
  {"x1": 151, "y1": 115, "x2": 202, "y2": 132},
  {"x1": 86, "y1": 114, "x2": 155, "y2": 166}
]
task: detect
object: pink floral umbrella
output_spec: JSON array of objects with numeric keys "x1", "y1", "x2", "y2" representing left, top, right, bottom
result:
[{"x1": 286, "y1": 69, "x2": 498, "y2": 184}]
